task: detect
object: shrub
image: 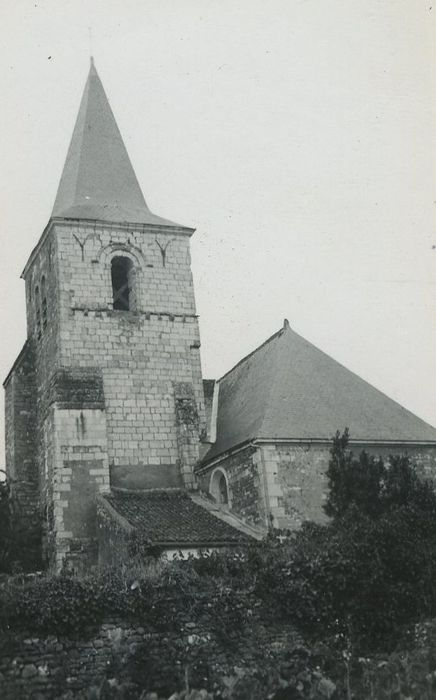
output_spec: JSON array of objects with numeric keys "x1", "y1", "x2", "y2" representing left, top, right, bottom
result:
[
  {"x1": 324, "y1": 429, "x2": 436, "y2": 520},
  {"x1": 254, "y1": 434, "x2": 436, "y2": 651},
  {"x1": 0, "y1": 476, "x2": 12, "y2": 572},
  {"x1": 0, "y1": 473, "x2": 43, "y2": 573}
]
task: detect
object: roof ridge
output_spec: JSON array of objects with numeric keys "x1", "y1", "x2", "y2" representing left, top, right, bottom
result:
[
  {"x1": 71, "y1": 69, "x2": 91, "y2": 209},
  {"x1": 218, "y1": 326, "x2": 284, "y2": 383},
  {"x1": 279, "y1": 326, "x2": 436, "y2": 433},
  {"x1": 206, "y1": 321, "x2": 436, "y2": 460}
]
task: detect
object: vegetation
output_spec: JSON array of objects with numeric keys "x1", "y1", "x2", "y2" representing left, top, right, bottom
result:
[
  {"x1": 0, "y1": 472, "x2": 42, "y2": 573},
  {"x1": 2, "y1": 432, "x2": 436, "y2": 697},
  {"x1": 0, "y1": 473, "x2": 14, "y2": 572}
]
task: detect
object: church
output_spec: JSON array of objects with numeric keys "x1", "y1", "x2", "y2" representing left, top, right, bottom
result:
[{"x1": 5, "y1": 60, "x2": 436, "y2": 571}]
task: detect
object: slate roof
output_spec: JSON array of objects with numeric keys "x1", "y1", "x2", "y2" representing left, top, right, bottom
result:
[
  {"x1": 52, "y1": 59, "x2": 187, "y2": 228},
  {"x1": 102, "y1": 490, "x2": 252, "y2": 547},
  {"x1": 202, "y1": 321, "x2": 436, "y2": 463}
]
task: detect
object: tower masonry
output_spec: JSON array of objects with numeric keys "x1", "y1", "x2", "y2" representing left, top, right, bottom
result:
[
  {"x1": 8, "y1": 59, "x2": 436, "y2": 573},
  {"x1": 4, "y1": 60, "x2": 207, "y2": 570}
]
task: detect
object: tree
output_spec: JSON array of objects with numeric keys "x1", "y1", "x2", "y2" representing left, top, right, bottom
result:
[
  {"x1": 259, "y1": 431, "x2": 436, "y2": 647},
  {"x1": 0, "y1": 471, "x2": 43, "y2": 573},
  {"x1": 324, "y1": 429, "x2": 436, "y2": 520},
  {"x1": 0, "y1": 472, "x2": 14, "y2": 572}
]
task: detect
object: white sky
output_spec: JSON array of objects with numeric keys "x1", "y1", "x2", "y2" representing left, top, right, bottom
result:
[{"x1": 0, "y1": 0, "x2": 435, "y2": 462}]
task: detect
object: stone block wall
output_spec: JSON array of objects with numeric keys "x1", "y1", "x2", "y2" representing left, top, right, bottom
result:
[
  {"x1": 196, "y1": 446, "x2": 268, "y2": 530},
  {"x1": 0, "y1": 623, "x2": 155, "y2": 699},
  {"x1": 11, "y1": 217, "x2": 206, "y2": 568},
  {"x1": 3, "y1": 342, "x2": 38, "y2": 518},
  {"x1": 261, "y1": 443, "x2": 330, "y2": 529},
  {"x1": 197, "y1": 441, "x2": 436, "y2": 533},
  {"x1": 52, "y1": 220, "x2": 205, "y2": 480},
  {"x1": 0, "y1": 619, "x2": 301, "y2": 699},
  {"x1": 43, "y1": 406, "x2": 110, "y2": 571},
  {"x1": 261, "y1": 441, "x2": 436, "y2": 530},
  {"x1": 18, "y1": 228, "x2": 62, "y2": 565}
]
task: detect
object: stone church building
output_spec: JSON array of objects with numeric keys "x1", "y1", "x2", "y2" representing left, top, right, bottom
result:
[{"x1": 5, "y1": 61, "x2": 436, "y2": 571}]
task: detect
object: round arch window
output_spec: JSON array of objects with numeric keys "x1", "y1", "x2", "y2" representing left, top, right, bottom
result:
[
  {"x1": 210, "y1": 468, "x2": 230, "y2": 506},
  {"x1": 111, "y1": 256, "x2": 135, "y2": 310}
]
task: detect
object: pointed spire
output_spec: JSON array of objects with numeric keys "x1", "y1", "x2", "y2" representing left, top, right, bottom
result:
[{"x1": 52, "y1": 60, "x2": 182, "y2": 227}]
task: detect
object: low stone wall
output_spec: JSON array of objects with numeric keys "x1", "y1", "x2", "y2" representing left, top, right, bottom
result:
[
  {"x1": 0, "y1": 618, "x2": 308, "y2": 699},
  {"x1": 0, "y1": 622, "x2": 148, "y2": 699}
]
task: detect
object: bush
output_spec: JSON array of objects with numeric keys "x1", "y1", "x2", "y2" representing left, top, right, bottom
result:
[
  {"x1": 254, "y1": 433, "x2": 436, "y2": 651},
  {"x1": 0, "y1": 473, "x2": 43, "y2": 573},
  {"x1": 0, "y1": 477, "x2": 12, "y2": 572},
  {"x1": 324, "y1": 429, "x2": 436, "y2": 520}
]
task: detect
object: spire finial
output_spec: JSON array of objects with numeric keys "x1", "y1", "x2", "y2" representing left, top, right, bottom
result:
[
  {"x1": 283, "y1": 318, "x2": 290, "y2": 330},
  {"x1": 88, "y1": 26, "x2": 94, "y2": 66}
]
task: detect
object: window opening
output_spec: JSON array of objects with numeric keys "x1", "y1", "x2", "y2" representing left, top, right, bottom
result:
[
  {"x1": 35, "y1": 286, "x2": 41, "y2": 340},
  {"x1": 111, "y1": 256, "x2": 134, "y2": 311},
  {"x1": 41, "y1": 276, "x2": 47, "y2": 329},
  {"x1": 218, "y1": 473, "x2": 229, "y2": 504},
  {"x1": 210, "y1": 469, "x2": 229, "y2": 506}
]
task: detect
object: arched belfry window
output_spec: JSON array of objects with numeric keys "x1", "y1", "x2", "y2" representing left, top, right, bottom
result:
[
  {"x1": 210, "y1": 468, "x2": 230, "y2": 507},
  {"x1": 111, "y1": 256, "x2": 134, "y2": 311}
]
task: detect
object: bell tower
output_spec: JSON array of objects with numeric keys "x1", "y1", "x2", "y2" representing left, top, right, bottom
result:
[{"x1": 5, "y1": 59, "x2": 205, "y2": 570}]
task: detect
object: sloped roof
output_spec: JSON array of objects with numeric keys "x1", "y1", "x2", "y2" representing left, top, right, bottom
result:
[
  {"x1": 202, "y1": 321, "x2": 436, "y2": 462},
  {"x1": 52, "y1": 59, "x2": 186, "y2": 228},
  {"x1": 102, "y1": 491, "x2": 252, "y2": 547}
]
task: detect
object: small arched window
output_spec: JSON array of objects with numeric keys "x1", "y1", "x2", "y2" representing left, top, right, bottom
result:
[
  {"x1": 210, "y1": 468, "x2": 229, "y2": 506},
  {"x1": 41, "y1": 276, "x2": 47, "y2": 329},
  {"x1": 34, "y1": 286, "x2": 41, "y2": 339},
  {"x1": 111, "y1": 256, "x2": 134, "y2": 311}
]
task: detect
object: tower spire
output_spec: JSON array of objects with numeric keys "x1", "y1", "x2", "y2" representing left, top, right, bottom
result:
[{"x1": 51, "y1": 61, "x2": 182, "y2": 227}]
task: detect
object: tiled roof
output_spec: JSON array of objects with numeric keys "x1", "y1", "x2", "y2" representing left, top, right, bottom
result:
[
  {"x1": 102, "y1": 490, "x2": 253, "y2": 547},
  {"x1": 52, "y1": 59, "x2": 187, "y2": 229},
  {"x1": 201, "y1": 321, "x2": 436, "y2": 463}
]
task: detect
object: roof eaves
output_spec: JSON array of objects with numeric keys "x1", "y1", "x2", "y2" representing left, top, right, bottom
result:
[
  {"x1": 3, "y1": 340, "x2": 31, "y2": 387},
  {"x1": 196, "y1": 438, "x2": 256, "y2": 471},
  {"x1": 21, "y1": 216, "x2": 195, "y2": 280},
  {"x1": 21, "y1": 219, "x2": 54, "y2": 279},
  {"x1": 253, "y1": 436, "x2": 436, "y2": 446}
]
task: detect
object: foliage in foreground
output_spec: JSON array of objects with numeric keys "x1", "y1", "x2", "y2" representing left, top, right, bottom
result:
[
  {"x1": 325, "y1": 428, "x2": 436, "y2": 520},
  {"x1": 259, "y1": 432, "x2": 436, "y2": 647},
  {"x1": 2, "y1": 432, "x2": 436, "y2": 696},
  {"x1": 0, "y1": 472, "x2": 42, "y2": 573}
]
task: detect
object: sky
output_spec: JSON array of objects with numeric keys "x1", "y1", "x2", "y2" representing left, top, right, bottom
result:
[{"x1": 0, "y1": 0, "x2": 435, "y2": 461}]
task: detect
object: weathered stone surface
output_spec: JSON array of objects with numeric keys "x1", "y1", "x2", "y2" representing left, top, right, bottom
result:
[
  {"x1": 7, "y1": 215, "x2": 207, "y2": 572},
  {"x1": 22, "y1": 664, "x2": 38, "y2": 679},
  {"x1": 197, "y1": 445, "x2": 267, "y2": 529},
  {"x1": 199, "y1": 440, "x2": 436, "y2": 532}
]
